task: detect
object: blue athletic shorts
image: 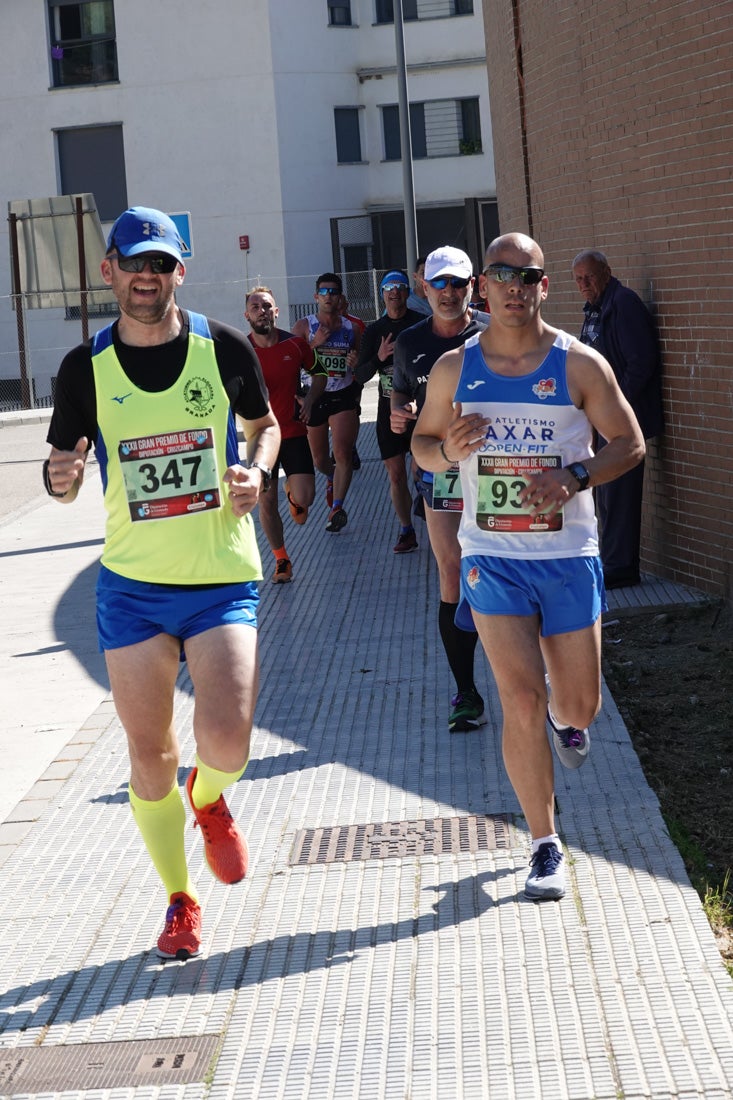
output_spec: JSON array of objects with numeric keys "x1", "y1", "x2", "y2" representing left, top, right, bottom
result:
[
  {"x1": 96, "y1": 565, "x2": 259, "y2": 653},
  {"x1": 457, "y1": 554, "x2": 606, "y2": 637}
]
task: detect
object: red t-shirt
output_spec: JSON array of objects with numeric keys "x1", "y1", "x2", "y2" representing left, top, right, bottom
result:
[{"x1": 248, "y1": 329, "x2": 318, "y2": 440}]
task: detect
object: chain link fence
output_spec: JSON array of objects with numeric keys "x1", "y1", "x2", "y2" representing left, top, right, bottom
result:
[{"x1": 0, "y1": 270, "x2": 395, "y2": 412}]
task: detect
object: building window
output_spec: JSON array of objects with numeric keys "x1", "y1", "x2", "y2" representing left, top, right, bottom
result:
[
  {"x1": 57, "y1": 124, "x2": 128, "y2": 221},
  {"x1": 382, "y1": 98, "x2": 481, "y2": 160},
  {"x1": 382, "y1": 104, "x2": 427, "y2": 160},
  {"x1": 328, "y1": 0, "x2": 352, "y2": 25},
  {"x1": 459, "y1": 97, "x2": 482, "y2": 154},
  {"x1": 48, "y1": 1, "x2": 117, "y2": 88},
  {"x1": 334, "y1": 108, "x2": 363, "y2": 163},
  {"x1": 375, "y1": 0, "x2": 471, "y2": 23},
  {"x1": 375, "y1": 0, "x2": 418, "y2": 23}
]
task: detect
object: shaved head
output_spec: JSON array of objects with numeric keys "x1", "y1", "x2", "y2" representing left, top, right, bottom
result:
[{"x1": 485, "y1": 232, "x2": 545, "y2": 269}]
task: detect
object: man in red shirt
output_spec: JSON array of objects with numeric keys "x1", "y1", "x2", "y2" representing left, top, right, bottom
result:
[{"x1": 245, "y1": 287, "x2": 327, "y2": 582}]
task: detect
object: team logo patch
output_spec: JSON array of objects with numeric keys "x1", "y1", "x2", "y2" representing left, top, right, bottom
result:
[
  {"x1": 467, "y1": 566, "x2": 480, "y2": 589},
  {"x1": 532, "y1": 377, "x2": 557, "y2": 400},
  {"x1": 183, "y1": 376, "x2": 216, "y2": 418}
]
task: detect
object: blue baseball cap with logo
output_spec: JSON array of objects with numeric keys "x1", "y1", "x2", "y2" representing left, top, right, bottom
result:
[
  {"x1": 107, "y1": 206, "x2": 185, "y2": 262},
  {"x1": 380, "y1": 270, "x2": 410, "y2": 291}
]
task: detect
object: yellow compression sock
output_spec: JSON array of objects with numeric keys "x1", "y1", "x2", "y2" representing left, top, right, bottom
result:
[
  {"x1": 129, "y1": 783, "x2": 198, "y2": 902},
  {"x1": 190, "y1": 753, "x2": 248, "y2": 809}
]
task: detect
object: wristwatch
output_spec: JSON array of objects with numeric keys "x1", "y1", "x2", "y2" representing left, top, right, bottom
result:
[
  {"x1": 564, "y1": 461, "x2": 590, "y2": 491},
  {"x1": 42, "y1": 458, "x2": 67, "y2": 498},
  {"x1": 249, "y1": 461, "x2": 272, "y2": 492}
]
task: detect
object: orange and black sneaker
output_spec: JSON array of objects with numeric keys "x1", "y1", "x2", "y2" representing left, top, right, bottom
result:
[
  {"x1": 284, "y1": 480, "x2": 308, "y2": 525},
  {"x1": 156, "y1": 892, "x2": 202, "y2": 960},
  {"x1": 272, "y1": 557, "x2": 293, "y2": 584},
  {"x1": 185, "y1": 768, "x2": 249, "y2": 884},
  {"x1": 325, "y1": 506, "x2": 348, "y2": 533}
]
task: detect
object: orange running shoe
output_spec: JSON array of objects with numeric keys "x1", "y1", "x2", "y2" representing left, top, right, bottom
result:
[
  {"x1": 284, "y1": 480, "x2": 308, "y2": 525},
  {"x1": 186, "y1": 768, "x2": 249, "y2": 884},
  {"x1": 272, "y1": 557, "x2": 293, "y2": 584},
  {"x1": 156, "y1": 892, "x2": 202, "y2": 960}
]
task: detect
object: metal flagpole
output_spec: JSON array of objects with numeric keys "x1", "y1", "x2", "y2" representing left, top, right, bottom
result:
[{"x1": 394, "y1": 0, "x2": 418, "y2": 278}]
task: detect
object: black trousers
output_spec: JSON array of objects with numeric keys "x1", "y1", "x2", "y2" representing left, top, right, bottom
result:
[{"x1": 596, "y1": 456, "x2": 645, "y2": 580}]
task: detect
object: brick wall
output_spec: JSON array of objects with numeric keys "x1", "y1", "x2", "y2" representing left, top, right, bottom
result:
[{"x1": 482, "y1": 0, "x2": 733, "y2": 600}]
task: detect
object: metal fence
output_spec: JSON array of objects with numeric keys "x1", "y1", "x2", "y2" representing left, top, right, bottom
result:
[{"x1": 0, "y1": 270, "x2": 394, "y2": 412}]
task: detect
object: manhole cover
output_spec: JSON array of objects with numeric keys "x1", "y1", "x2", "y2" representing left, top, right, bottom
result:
[
  {"x1": 0, "y1": 1035, "x2": 218, "y2": 1093},
  {"x1": 290, "y1": 813, "x2": 514, "y2": 865}
]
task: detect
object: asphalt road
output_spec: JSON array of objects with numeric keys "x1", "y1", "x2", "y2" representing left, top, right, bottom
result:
[{"x1": 0, "y1": 417, "x2": 53, "y2": 523}]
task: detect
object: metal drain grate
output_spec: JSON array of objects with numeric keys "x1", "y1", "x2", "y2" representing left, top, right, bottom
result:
[
  {"x1": 290, "y1": 813, "x2": 514, "y2": 866},
  {"x1": 0, "y1": 1035, "x2": 219, "y2": 1093}
]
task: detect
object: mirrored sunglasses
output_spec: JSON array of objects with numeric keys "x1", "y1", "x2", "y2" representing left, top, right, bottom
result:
[
  {"x1": 427, "y1": 276, "x2": 471, "y2": 290},
  {"x1": 317, "y1": 287, "x2": 341, "y2": 296},
  {"x1": 484, "y1": 265, "x2": 545, "y2": 286},
  {"x1": 114, "y1": 253, "x2": 179, "y2": 274},
  {"x1": 381, "y1": 282, "x2": 408, "y2": 293}
]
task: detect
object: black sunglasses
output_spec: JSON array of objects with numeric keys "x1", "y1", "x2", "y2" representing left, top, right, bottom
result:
[
  {"x1": 427, "y1": 276, "x2": 471, "y2": 290},
  {"x1": 113, "y1": 252, "x2": 179, "y2": 274},
  {"x1": 484, "y1": 265, "x2": 545, "y2": 286}
]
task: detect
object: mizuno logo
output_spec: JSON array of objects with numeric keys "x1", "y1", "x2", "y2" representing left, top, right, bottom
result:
[
  {"x1": 412, "y1": 353, "x2": 426, "y2": 363},
  {"x1": 111, "y1": 393, "x2": 133, "y2": 404},
  {"x1": 467, "y1": 380, "x2": 485, "y2": 390}
]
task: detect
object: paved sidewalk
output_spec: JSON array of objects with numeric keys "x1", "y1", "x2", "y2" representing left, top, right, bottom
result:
[{"x1": 0, "y1": 401, "x2": 732, "y2": 1099}]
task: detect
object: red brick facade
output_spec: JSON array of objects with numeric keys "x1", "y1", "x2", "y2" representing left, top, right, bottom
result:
[{"x1": 482, "y1": 0, "x2": 733, "y2": 600}]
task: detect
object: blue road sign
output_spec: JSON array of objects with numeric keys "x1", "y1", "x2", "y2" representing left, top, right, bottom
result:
[{"x1": 169, "y1": 211, "x2": 193, "y2": 259}]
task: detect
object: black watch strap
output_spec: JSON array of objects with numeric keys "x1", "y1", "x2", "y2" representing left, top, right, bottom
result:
[
  {"x1": 249, "y1": 461, "x2": 272, "y2": 492},
  {"x1": 565, "y1": 462, "x2": 590, "y2": 491},
  {"x1": 42, "y1": 459, "x2": 67, "y2": 497}
]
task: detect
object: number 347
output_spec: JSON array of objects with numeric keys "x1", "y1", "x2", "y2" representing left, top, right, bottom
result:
[{"x1": 138, "y1": 455, "x2": 202, "y2": 494}]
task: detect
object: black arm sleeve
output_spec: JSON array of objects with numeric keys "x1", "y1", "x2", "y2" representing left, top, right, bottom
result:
[{"x1": 46, "y1": 345, "x2": 97, "y2": 451}]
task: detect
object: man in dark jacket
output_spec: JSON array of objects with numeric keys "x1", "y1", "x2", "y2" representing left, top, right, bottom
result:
[{"x1": 572, "y1": 250, "x2": 663, "y2": 588}]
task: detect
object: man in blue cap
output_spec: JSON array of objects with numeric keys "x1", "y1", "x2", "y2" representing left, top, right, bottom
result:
[
  {"x1": 355, "y1": 270, "x2": 423, "y2": 552},
  {"x1": 43, "y1": 206, "x2": 280, "y2": 961}
]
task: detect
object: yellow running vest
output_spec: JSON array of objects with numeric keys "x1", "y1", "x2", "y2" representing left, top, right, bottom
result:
[{"x1": 92, "y1": 312, "x2": 262, "y2": 585}]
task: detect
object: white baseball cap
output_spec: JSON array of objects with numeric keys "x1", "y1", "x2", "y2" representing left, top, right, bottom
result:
[{"x1": 424, "y1": 246, "x2": 473, "y2": 282}]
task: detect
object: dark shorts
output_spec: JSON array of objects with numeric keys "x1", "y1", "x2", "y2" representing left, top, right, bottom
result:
[
  {"x1": 275, "y1": 434, "x2": 315, "y2": 479},
  {"x1": 307, "y1": 382, "x2": 360, "y2": 427},
  {"x1": 414, "y1": 469, "x2": 435, "y2": 508},
  {"x1": 96, "y1": 565, "x2": 259, "y2": 653},
  {"x1": 376, "y1": 396, "x2": 412, "y2": 461}
]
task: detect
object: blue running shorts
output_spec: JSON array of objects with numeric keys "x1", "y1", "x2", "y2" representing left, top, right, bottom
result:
[
  {"x1": 457, "y1": 554, "x2": 606, "y2": 638},
  {"x1": 96, "y1": 565, "x2": 259, "y2": 653}
]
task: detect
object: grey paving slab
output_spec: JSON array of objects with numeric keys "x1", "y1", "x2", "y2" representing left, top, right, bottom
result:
[{"x1": 0, "y1": 394, "x2": 731, "y2": 1099}]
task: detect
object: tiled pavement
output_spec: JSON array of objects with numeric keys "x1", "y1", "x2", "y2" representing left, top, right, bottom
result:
[{"x1": 0, "y1": 399, "x2": 731, "y2": 1099}]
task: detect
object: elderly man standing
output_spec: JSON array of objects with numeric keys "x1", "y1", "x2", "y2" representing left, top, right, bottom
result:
[{"x1": 572, "y1": 250, "x2": 663, "y2": 589}]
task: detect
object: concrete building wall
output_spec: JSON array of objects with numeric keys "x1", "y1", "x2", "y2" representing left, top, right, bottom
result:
[
  {"x1": 482, "y1": 0, "x2": 733, "y2": 600},
  {"x1": 0, "y1": 0, "x2": 493, "y2": 399}
]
